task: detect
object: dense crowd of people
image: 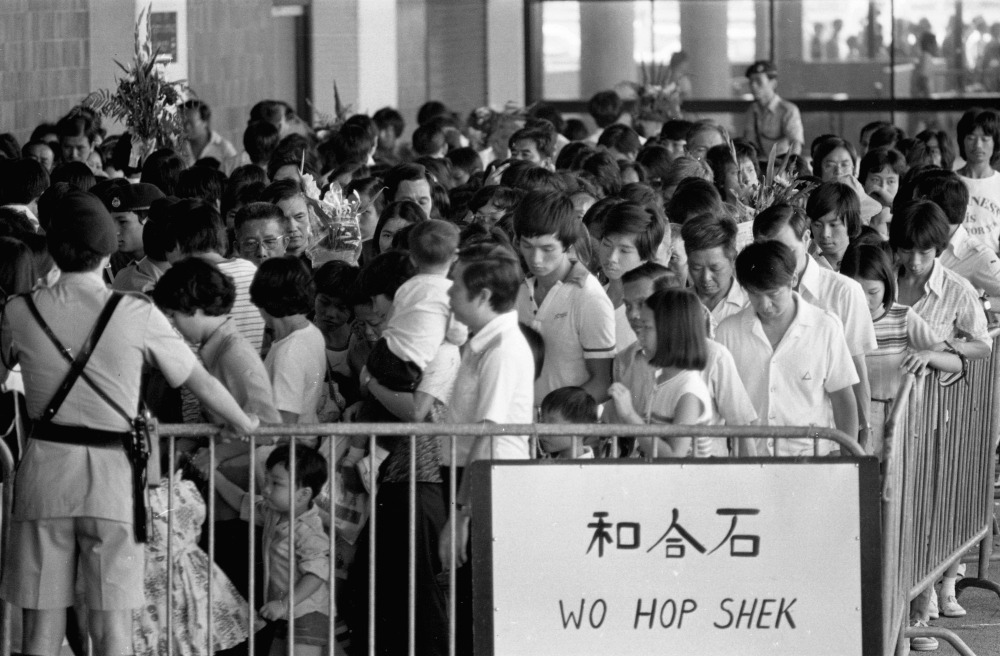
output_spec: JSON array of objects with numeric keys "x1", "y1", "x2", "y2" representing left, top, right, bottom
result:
[{"x1": 1, "y1": 58, "x2": 999, "y2": 655}]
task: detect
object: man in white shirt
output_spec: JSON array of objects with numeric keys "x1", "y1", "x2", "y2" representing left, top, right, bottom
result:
[
  {"x1": 438, "y1": 242, "x2": 535, "y2": 656},
  {"x1": 717, "y1": 241, "x2": 859, "y2": 456},
  {"x1": 180, "y1": 99, "x2": 240, "y2": 173},
  {"x1": 753, "y1": 204, "x2": 875, "y2": 448}
]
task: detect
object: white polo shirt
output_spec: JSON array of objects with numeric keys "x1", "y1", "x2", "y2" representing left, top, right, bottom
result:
[
  {"x1": 444, "y1": 311, "x2": 535, "y2": 466},
  {"x1": 516, "y1": 261, "x2": 616, "y2": 404},
  {"x1": 798, "y1": 257, "x2": 878, "y2": 357},
  {"x1": 716, "y1": 294, "x2": 859, "y2": 456},
  {"x1": 709, "y1": 278, "x2": 750, "y2": 327},
  {"x1": 940, "y1": 223, "x2": 1000, "y2": 296}
]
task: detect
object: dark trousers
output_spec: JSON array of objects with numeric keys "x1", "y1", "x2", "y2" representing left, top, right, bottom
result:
[{"x1": 349, "y1": 482, "x2": 449, "y2": 656}]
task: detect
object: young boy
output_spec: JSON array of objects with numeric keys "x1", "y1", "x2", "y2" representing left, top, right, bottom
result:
[
  {"x1": 716, "y1": 241, "x2": 859, "y2": 456},
  {"x1": 94, "y1": 180, "x2": 166, "y2": 277},
  {"x1": 112, "y1": 197, "x2": 176, "y2": 293},
  {"x1": 250, "y1": 256, "x2": 327, "y2": 426},
  {"x1": 208, "y1": 444, "x2": 338, "y2": 656},
  {"x1": 540, "y1": 387, "x2": 599, "y2": 458},
  {"x1": 365, "y1": 219, "x2": 467, "y2": 392},
  {"x1": 514, "y1": 190, "x2": 615, "y2": 404},
  {"x1": 313, "y1": 261, "x2": 361, "y2": 420}
]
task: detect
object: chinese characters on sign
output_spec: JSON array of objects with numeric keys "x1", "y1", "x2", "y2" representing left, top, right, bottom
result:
[{"x1": 587, "y1": 508, "x2": 761, "y2": 559}]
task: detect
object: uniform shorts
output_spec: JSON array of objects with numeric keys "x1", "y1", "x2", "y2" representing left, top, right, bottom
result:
[{"x1": 0, "y1": 516, "x2": 144, "y2": 610}]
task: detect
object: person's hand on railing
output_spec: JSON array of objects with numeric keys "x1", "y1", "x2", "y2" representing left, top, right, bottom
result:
[
  {"x1": 608, "y1": 383, "x2": 642, "y2": 424},
  {"x1": 219, "y1": 413, "x2": 260, "y2": 443},
  {"x1": 341, "y1": 402, "x2": 364, "y2": 423},
  {"x1": 190, "y1": 447, "x2": 214, "y2": 478}
]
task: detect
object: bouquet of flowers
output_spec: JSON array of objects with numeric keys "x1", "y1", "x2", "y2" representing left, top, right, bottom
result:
[
  {"x1": 734, "y1": 144, "x2": 816, "y2": 217},
  {"x1": 618, "y1": 61, "x2": 682, "y2": 123},
  {"x1": 309, "y1": 82, "x2": 354, "y2": 141},
  {"x1": 83, "y1": 8, "x2": 188, "y2": 166},
  {"x1": 302, "y1": 171, "x2": 365, "y2": 267}
]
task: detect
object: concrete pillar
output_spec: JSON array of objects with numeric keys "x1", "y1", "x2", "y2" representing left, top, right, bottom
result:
[
  {"x1": 679, "y1": 1, "x2": 730, "y2": 98},
  {"x1": 487, "y1": 0, "x2": 525, "y2": 107},
  {"x1": 580, "y1": 3, "x2": 634, "y2": 97},
  {"x1": 311, "y1": 0, "x2": 398, "y2": 119}
]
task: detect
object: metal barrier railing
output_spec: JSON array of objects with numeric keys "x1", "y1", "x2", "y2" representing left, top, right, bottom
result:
[
  {"x1": 885, "y1": 328, "x2": 1000, "y2": 655},
  {"x1": 0, "y1": 422, "x2": 861, "y2": 656}
]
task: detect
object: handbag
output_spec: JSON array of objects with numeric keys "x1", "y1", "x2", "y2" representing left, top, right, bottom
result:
[{"x1": 24, "y1": 293, "x2": 156, "y2": 543}]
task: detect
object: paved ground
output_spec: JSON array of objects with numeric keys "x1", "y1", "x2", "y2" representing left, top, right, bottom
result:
[{"x1": 917, "y1": 514, "x2": 1000, "y2": 655}]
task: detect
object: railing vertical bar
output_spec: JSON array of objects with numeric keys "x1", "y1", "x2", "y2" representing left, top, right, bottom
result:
[
  {"x1": 329, "y1": 435, "x2": 337, "y2": 654},
  {"x1": 408, "y1": 433, "x2": 417, "y2": 656},
  {"x1": 248, "y1": 435, "x2": 256, "y2": 656},
  {"x1": 448, "y1": 435, "x2": 457, "y2": 656},
  {"x1": 208, "y1": 435, "x2": 216, "y2": 655},
  {"x1": 288, "y1": 437, "x2": 296, "y2": 656},
  {"x1": 368, "y1": 433, "x2": 376, "y2": 656},
  {"x1": 166, "y1": 436, "x2": 175, "y2": 656}
]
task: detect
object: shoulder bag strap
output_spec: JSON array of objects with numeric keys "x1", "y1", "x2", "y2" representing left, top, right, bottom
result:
[{"x1": 25, "y1": 294, "x2": 127, "y2": 423}]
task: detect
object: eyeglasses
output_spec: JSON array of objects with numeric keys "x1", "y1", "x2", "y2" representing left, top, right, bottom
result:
[{"x1": 238, "y1": 236, "x2": 287, "y2": 252}]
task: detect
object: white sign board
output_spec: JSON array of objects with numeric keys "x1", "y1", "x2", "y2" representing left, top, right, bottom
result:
[{"x1": 471, "y1": 460, "x2": 880, "y2": 655}]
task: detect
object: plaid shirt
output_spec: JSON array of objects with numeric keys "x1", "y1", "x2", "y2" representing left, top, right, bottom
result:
[{"x1": 908, "y1": 260, "x2": 990, "y2": 344}]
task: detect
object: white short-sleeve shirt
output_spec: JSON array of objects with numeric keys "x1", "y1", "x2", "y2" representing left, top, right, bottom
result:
[
  {"x1": 798, "y1": 257, "x2": 878, "y2": 357},
  {"x1": 516, "y1": 262, "x2": 616, "y2": 404},
  {"x1": 716, "y1": 294, "x2": 859, "y2": 456},
  {"x1": 264, "y1": 323, "x2": 326, "y2": 423},
  {"x1": 445, "y1": 311, "x2": 535, "y2": 466}
]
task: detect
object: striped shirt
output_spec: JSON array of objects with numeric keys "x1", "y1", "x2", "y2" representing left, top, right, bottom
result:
[
  {"x1": 907, "y1": 260, "x2": 990, "y2": 345},
  {"x1": 867, "y1": 303, "x2": 939, "y2": 400},
  {"x1": 217, "y1": 258, "x2": 265, "y2": 353}
]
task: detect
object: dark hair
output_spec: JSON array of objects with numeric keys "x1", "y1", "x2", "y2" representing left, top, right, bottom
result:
[
  {"x1": 621, "y1": 261, "x2": 673, "y2": 287},
  {"x1": 176, "y1": 166, "x2": 227, "y2": 207},
  {"x1": 681, "y1": 216, "x2": 738, "y2": 261},
  {"x1": 867, "y1": 125, "x2": 906, "y2": 152},
  {"x1": 417, "y1": 101, "x2": 449, "y2": 127},
  {"x1": 411, "y1": 123, "x2": 446, "y2": 158},
  {"x1": 456, "y1": 242, "x2": 523, "y2": 313},
  {"x1": 839, "y1": 243, "x2": 896, "y2": 309},
  {"x1": 373, "y1": 200, "x2": 428, "y2": 255},
  {"x1": 182, "y1": 99, "x2": 211, "y2": 123},
  {"x1": 660, "y1": 156, "x2": 712, "y2": 196},
  {"x1": 811, "y1": 137, "x2": 858, "y2": 177},
  {"x1": 384, "y1": 163, "x2": 432, "y2": 203},
  {"x1": 373, "y1": 107, "x2": 405, "y2": 138},
  {"x1": 660, "y1": 119, "x2": 693, "y2": 143},
  {"x1": 753, "y1": 203, "x2": 809, "y2": 240},
  {"x1": 587, "y1": 91, "x2": 623, "y2": 128},
  {"x1": 519, "y1": 321, "x2": 545, "y2": 379},
  {"x1": 914, "y1": 129, "x2": 954, "y2": 169},
  {"x1": 30, "y1": 123, "x2": 59, "y2": 144},
  {"x1": 21, "y1": 139, "x2": 54, "y2": 161},
  {"x1": 805, "y1": 181, "x2": 862, "y2": 240},
  {"x1": 0, "y1": 158, "x2": 49, "y2": 205},
  {"x1": 249, "y1": 100, "x2": 286, "y2": 128},
  {"x1": 859, "y1": 147, "x2": 907, "y2": 185},
  {"x1": 956, "y1": 108, "x2": 1000, "y2": 164},
  {"x1": 265, "y1": 443, "x2": 328, "y2": 500},
  {"x1": 169, "y1": 198, "x2": 225, "y2": 254},
  {"x1": 645, "y1": 288, "x2": 706, "y2": 370},
  {"x1": 618, "y1": 160, "x2": 647, "y2": 184},
  {"x1": 562, "y1": 119, "x2": 590, "y2": 143},
  {"x1": 579, "y1": 150, "x2": 623, "y2": 197},
  {"x1": 0, "y1": 207, "x2": 38, "y2": 240},
  {"x1": 618, "y1": 182, "x2": 661, "y2": 210},
  {"x1": 260, "y1": 178, "x2": 305, "y2": 206},
  {"x1": 56, "y1": 113, "x2": 97, "y2": 144},
  {"x1": 50, "y1": 161, "x2": 96, "y2": 192},
  {"x1": 408, "y1": 219, "x2": 459, "y2": 267},
  {"x1": 243, "y1": 120, "x2": 281, "y2": 166},
  {"x1": 48, "y1": 232, "x2": 104, "y2": 273},
  {"x1": 860, "y1": 121, "x2": 892, "y2": 148},
  {"x1": 354, "y1": 250, "x2": 415, "y2": 302},
  {"x1": 666, "y1": 178, "x2": 725, "y2": 225},
  {"x1": 735, "y1": 240, "x2": 797, "y2": 291},
  {"x1": 911, "y1": 169, "x2": 969, "y2": 226},
  {"x1": 513, "y1": 190, "x2": 577, "y2": 248},
  {"x1": 140, "y1": 148, "x2": 185, "y2": 196},
  {"x1": 0, "y1": 237, "x2": 37, "y2": 298},
  {"x1": 598, "y1": 124, "x2": 641, "y2": 158},
  {"x1": 234, "y1": 201, "x2": 286, "y2": 232},
  {"x1": 504, "y1": 166, "x2": 566, "y2": 194},
  {"x1": 556, "y1": 142, "x2": 594, "y2": 171},
  {"x1": 509, "y1": 124, "x2": 556, "y2": 160},
  {"x1": 152, "y1": 256, "x2": 236, "y2": 316},
  {"x1": 325, "y1": 124, "x2": 375, "y2": 169},
  {"x1": 889, "y1": 199, "x2": 951, "y2": 255},
  {"x1": 446, "y1": 147, "x2": 483, "y2": 176},
  {"x1": 636, "y1": 145, "x2": 674, "y2": 187},
  {"x1": 142, "y1": 213, "x2": 174, "y2": 262},
  {"x1": 600, "y1": 201, "x2": 666, "y2": 261},
  {"x1": 313, "y1": 260, "x2": 359, "y2": 299},
  {"x1": 250, "y1": 256, "x2": 315, "y2": 317},
  {"x1": 541, "y1": 387, "x2": 598, "y2": 423}
]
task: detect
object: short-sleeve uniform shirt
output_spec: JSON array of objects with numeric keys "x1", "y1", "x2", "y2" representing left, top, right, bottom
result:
[
  {"x1": 716, "y1": 294, "x2": 859, "y2": 456},
  {"x1": 798, "y1": 257, "x2": 878, "y2": 357},
  {"x1": 516, "y1": 261, "x2": 615, "y2": 404}
]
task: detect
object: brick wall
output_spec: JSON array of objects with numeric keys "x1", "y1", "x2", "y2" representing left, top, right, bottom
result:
[
  {"x1": 0, "y1": 0, "x2": 91, "y2": 144},
  {"x1": 186, "y1": 0, "x2": 276, "y2": 148}
]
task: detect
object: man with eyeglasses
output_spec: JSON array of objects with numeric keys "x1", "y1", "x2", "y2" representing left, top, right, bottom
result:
[
  {"x1": 743, "y1": 60, "x2": 804, "y2": 158},
  {"x1": 233, "y1": 202, "x2": 289, "y2": 266}
]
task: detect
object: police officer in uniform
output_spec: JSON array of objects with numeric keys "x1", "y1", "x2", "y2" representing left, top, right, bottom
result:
[{"x1": 0, "y1": 190, "x2": 259, "y2": 656}]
